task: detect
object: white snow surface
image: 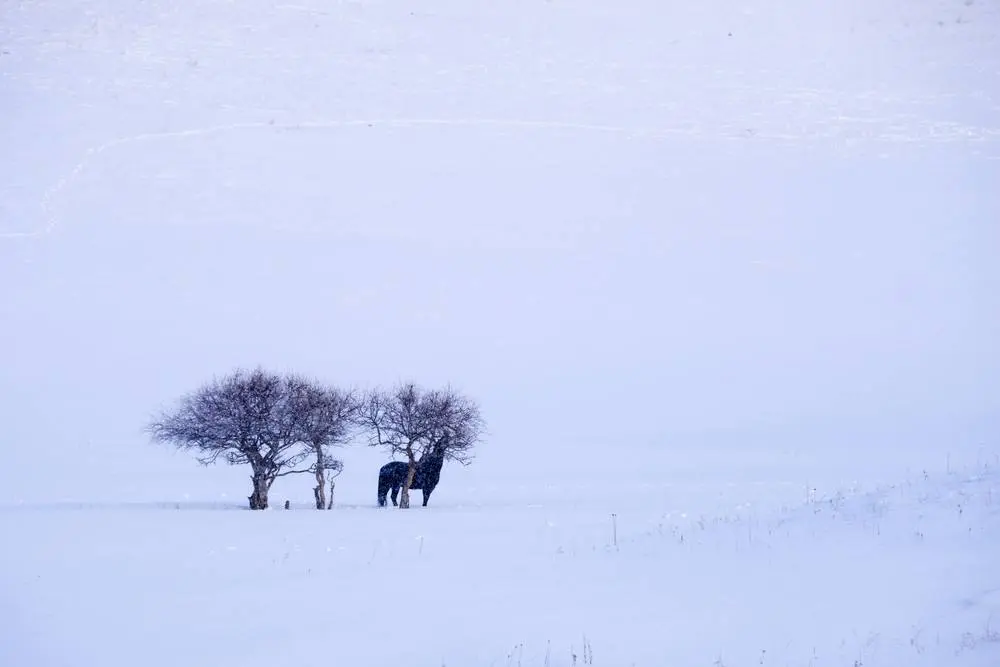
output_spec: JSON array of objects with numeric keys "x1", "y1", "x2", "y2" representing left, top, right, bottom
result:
[{"x1": 1, "y1": 0, "x2": 999, "y2": 665}]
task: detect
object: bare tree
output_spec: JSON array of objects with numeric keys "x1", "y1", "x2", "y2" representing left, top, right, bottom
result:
[
  {"x1": 287, "y1": 379, "x2": 359, "y2": 509},
  {"x1": 361, "y1": 382, "x2": 485, "y2": 508},
  {"x1": 147, "y1": 368, "x2": 348, "y2": 510}
]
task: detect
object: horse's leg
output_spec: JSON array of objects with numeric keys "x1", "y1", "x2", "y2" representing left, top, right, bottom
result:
[
  {"x1": 391, "y1": 484, "x2": 399, "y2": 507},
  {"x1": 377, "y1": 473, "x2": 389, "y2": 507},
  {"x1": 422, "y1": 487, "x2": 432, "y2": 507}
]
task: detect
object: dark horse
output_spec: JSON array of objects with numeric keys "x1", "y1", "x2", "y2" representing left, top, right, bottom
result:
[{"x1": 377, "y1": 449, "x2": 445, "y2": 507}]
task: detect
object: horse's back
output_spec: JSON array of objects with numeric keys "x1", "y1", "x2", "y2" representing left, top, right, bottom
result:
[{"x1": 379, "y1": 461, "x2": 407, "y2": 479}]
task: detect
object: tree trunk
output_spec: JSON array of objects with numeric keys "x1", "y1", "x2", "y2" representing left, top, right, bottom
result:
[
  {"x1": 327, "y1": 480, "x2": 335, "y2": 510},
  {"x1": 312, "y1": 446, "x2": 329, "y2": 510},
  {"x1": 314, "y1": 467, "x2": 326, "y2": 510},
  {"x1": 400, "y1": 460, "x2": 417, "y2": 509},
  {"x1": 248, "y1": 472, "x2": 271, "y2": 510}
]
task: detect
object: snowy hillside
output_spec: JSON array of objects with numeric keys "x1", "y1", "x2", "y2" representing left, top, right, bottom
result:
[{"x1": 1, "y1": 0, "x2": 998, "y2": 665}]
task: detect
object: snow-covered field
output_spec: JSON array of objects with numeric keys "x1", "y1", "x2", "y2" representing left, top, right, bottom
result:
[
  {"x1": 3, "y1": 462, "x2": 1000, "y2": 666},
  {"x1": 1, "y1": 0, "x2": 998, "y2": 665}
]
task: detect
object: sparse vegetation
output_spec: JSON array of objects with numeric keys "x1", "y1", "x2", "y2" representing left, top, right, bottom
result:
[{"x1": 147, "y1": 368, "x2": 360, "y2": 510}]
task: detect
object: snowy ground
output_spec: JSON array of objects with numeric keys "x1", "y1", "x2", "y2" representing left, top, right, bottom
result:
[
  {"x1": 1, "y1": 0, "x2": 998, "y2": 665},
  {"x1": 2, "y1": 459, "x2": 998, "y2": 666}
]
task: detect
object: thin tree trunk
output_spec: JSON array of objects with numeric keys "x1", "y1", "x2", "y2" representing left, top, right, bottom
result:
[
  {"x1": 314, "y1": 468, "x2": 326, "y2": 510},
  {"x1": 313, "y1": 446, "x2": 327, "y2": 510},
  {"x1": 400, "y1": 459, "x2": 417, "y2": 509},
  {"x1": 327, "y1": 480, "x2": 335, "y2": 510}
]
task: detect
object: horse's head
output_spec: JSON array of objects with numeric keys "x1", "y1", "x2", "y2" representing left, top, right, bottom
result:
[{"x1": 421, "y1": 437, "x2": 448, "y2": 469}]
